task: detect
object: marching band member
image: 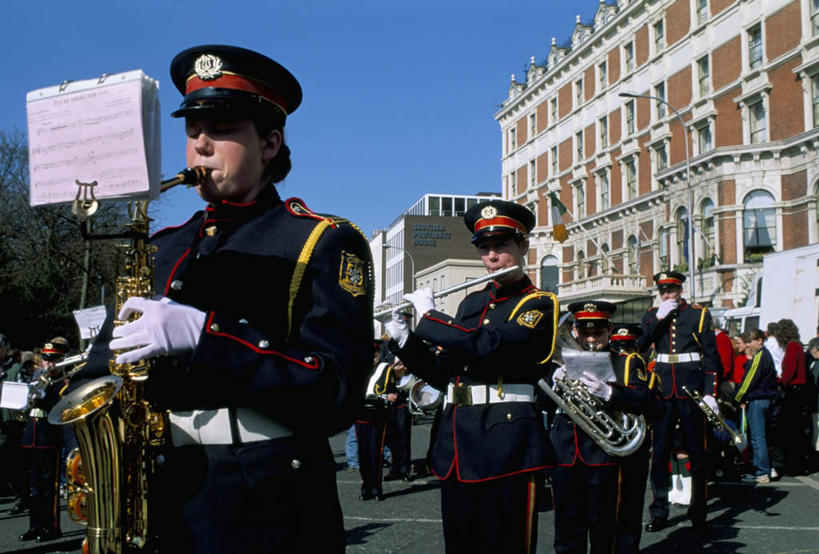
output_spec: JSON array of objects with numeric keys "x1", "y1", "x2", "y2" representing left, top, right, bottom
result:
[
  {"x1": 638, "y1": 271, "x2": 721, "y2": 533},
  {"x1": 386, "y1": 199, "x2": 557, "y2": 554},
  {"x1": 384, "y1": 357, "x2": 414, "y2": 482},
  {"x1": 549, "y1": 303, "x2": 659, "y2": 554},
  {"x1": 75, "y1": 45, "x2": 373, "y2": 553},
  {"x1": 355, "y1": 354, "x2": 392, "y2": 501}
]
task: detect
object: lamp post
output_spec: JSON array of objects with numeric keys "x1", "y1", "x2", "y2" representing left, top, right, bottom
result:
[
  {"x1": 618, "y1": 92, "x2": 696, "y2": 301},
  {"x1": 383, "y1": 244, "x2": 416, "y2": 296}
]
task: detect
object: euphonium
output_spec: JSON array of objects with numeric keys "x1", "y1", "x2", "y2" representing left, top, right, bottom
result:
[
  {"x1": 537, "y1": 375, "x2": 647, "y2": 457},
  {"x1": 49, "y1": 167, "x2": 210, "y2": 554}
]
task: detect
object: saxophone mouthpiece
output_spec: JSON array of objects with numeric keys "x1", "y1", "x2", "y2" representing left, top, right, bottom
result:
[{"x1": 160, "y1": 166, "x2": 212, "y2": 192}]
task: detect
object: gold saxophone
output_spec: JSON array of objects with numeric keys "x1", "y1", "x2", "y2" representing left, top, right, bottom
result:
[{"x1": 48, "y1": 167, "x2": 210, "y2": 554}]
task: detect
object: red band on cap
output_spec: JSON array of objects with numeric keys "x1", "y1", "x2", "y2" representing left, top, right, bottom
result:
[
  {"x1": 186, "y1": 72, "x2": 288, "y2": 114},
  {"x1": 574, "y1": 311, "x2": 611, "y2": 320},
  {"x1": 657, "y1": 278, "x2": 682, "y2": 285},
  {"x1": 610, "y1": 334, "x2": 637, "y2": 341},
  {"x1": 474, "y1": 216, "x2": 526, "y2": 234}
]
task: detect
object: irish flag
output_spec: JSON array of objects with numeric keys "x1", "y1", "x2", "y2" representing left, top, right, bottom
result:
[{"x1": 548, "y1": 191, "x2": 569, "y2": 243}]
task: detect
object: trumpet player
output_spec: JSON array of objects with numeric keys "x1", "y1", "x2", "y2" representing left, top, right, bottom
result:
[
  {"x1": 638, "y1": 271, "x2": 722, "y2": 533},
  {"x1": 549, "y1": 303, "x2": 660, "y2": 554},
  {"x1": 386, "y1": 199, "x2": 557, "y2": 554},
  {"x1": 19, "y1": 337, "x2": 68, "y2": 543}
]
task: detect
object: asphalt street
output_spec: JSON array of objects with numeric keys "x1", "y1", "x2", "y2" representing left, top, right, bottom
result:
[{"x1": 0, "y1": 416, "x2": 817, "y2": 553}]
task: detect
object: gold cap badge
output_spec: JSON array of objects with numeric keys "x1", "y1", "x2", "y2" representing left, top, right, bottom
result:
[
  {"x1": 194, "y1": 54, "x2": 223, "y2": 80},
  {"x1": 480, "y1": 206, "x2": 498, "y2": 219},
  {"x1": 583, "y1": 303, "x2": 597, "y2": 312}
]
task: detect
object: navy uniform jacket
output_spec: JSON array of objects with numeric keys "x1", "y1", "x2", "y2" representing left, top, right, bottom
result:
[
  {"x1": 734, "y1": 347, "x2": 778, "y2": 403},
  {"x1": 395, "y1": 276, "x2": 557, "y2": 482},
  {"x1": 21, "y1": 372, "x2": 64, "y2": 449},
  {"x1": 638, "y1": 301, "x2": 720, "y2": 399},
  {"x1": 551, "y1": 349, "x2": 662, "y2": 466},
  {"x1": 78, "y1": 186, "x2": 373, "y2": 438}
]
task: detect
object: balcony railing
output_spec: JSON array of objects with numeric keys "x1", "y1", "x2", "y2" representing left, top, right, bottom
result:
[{"x1": 558, "y1": 273, "x2": 647, "y2": 301}]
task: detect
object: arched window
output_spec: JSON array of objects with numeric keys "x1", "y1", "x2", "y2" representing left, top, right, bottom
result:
[
  {"x1": 540, "y1": 255, "x2": 559, "y2": 295},
  {"x1": 600, "y1": 243, "x2": 610, "y2": 274},
  {"x1": 701, "y1": 198, "x2": 715, "y2": 264},
  {"x1": 676, "y1": 207, "x2": 689, "y2": 268},
  {"x1": 577, "y1": 250, "x2": 586, "y2": 279},
  {"x1": 743, "y1": 190, "x2": 776, "y2": 261},
  {"x1": 627, "y1": 236, "x2": 639, "y2": 274},
  {"x1": 658, "y1": 228, "x2": 669, "y2": 270}
]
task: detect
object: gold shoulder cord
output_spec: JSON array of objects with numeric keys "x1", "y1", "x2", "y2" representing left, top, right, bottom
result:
[{"x1": 506, "y1": 291, "x2": 560, "y2": 365}]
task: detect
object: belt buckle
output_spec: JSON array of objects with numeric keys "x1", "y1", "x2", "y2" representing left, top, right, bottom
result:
[
  {"x1": 451, "y1": 385, "x2": 472, "y2": 407},
  {"x1": 668, "y1": 354, "x2": 679, "y2": 364}
]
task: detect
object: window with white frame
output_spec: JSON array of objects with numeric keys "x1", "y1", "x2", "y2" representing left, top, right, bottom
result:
[
  {"x1": 625, "y1": 158, "x2": 637, "y2": 200},
  {"x1": 575, "y1": 78, "x2": 584, "y2": 107},
  {"x1": 813, "y1": 0, "x2": 819, "y2": 36},
  {"x1": 748, "y1": 25, "x2": 763, "y2": 70},
  {"x1": 653, "y1": 20, "x2": 665, "y2": 53},
  {"x1": 696, "y1": 121, "x2": 713, "y2": 153},
  {"x1": 529, "y1": 159, "x2": 536, "y2": 187},
  {"x1": 743, "y1": 189, "x2": 776, "y2": 258},
  {"x1": 654, "y1": 82, "x2": 666, "y2": 119},
  {"x1": 625, "y1": 100, "x2": 636, "y2": 135},
  {"x1": 696, "y1": 0, "x2": 708, "y2": 26},
  {"x1": 654, "y1": 142, "x2": 668, "y2": 172},
  {"x1": 509, "y1": 127, "x2": 517, "y2": 151},
  {"x1": 701, "y1": 198, "x2": 715, "y2": 262},
  {"x1": 550, "y1": 97, "x2": 558, "y2": 122},
  {"x1": 540, "y1": 256, "x2": 559, "y2": 294},
  {"x1": 598, "y1": 61, "x2": 608, "y2": 90},
  {"x1": 576, "y1": 250, "x2": 586, "y2": 279},
  {"x1": 627, "y1": 236, "x2": 639, "y2": 273},
  {"x1": 624, "y1": 42, "x2": 635, "y2": 72},
  {"x1": 697, "y1": 56, "x2": 710, "y2": 97},
  {"x1": 813, "y1": 73, "x2": 819, "y2": 128},
  {"x1": 600, "y1": 243, "x2": 610, "y2": 273},
  {"x1": 575, "y1": 180, "x2": 586, "y2": 217},
  {"x1": 575, "y1": 130, "x2": 584, "y2": 162},
  {"x1": 676, "y1": 207, "x2": 690, "y2": 267},
  {"x1": 749, "y1": 99, "x2": 767, "y2": 144},
  {"x1": 599, "y1": 115, "x2": 608, "y2": 149},
  {"x1": 529, "y1": 113, "x2": 537, "y2": 137},
  {"x1": 598, "y1": 171, "x2": 610, "y2": 210},
  {"x1": 658, "y1": 228, "x2": 669, "y2": 269},
  {"x1": 551, "y1": 146, "x2": 558, "y2": 174}
]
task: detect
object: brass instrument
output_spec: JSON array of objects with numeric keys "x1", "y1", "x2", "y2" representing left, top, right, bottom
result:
[
  {"x1": 18, "y1": 353, "x2": 89, "y2": 419},
  {"x1": 49, "y1": 167, "x2": 210, "y2": 554},
  {"x1": 538, "y1": 376, "x2": 647, "y2": 457},
  {"x1": 682, "y1": 385, "x2": 747, "y2": 450}
]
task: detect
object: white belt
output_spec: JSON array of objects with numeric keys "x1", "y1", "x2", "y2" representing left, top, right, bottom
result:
[
  {"x1": 169, "y1": 408, "x2": 294, "y2": 446},
  {"x1": 445, "y1": 383, "x2": 535, "y2": 407},
  {"x1": 656, "y1": 352, "x2": 701, "y2": 363},
  {"x1": 29, "y1": 408, "x2": 46, "y2": 418}
]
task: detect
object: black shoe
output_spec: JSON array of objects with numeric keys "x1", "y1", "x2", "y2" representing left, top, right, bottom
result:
[
  {"x1": 8, "y1": 501, "x2": 28, "y2": 515},
  {"x1": 384, "y1": 473, "x2": 403, "y2": 481},
  {"x1": 19, "y1": 529, "x2": 39, "y2": 542},
  {"x1": 645, "y1": 518, "x2": 667, "y2": 532},
  {"x1": 359, "y1": 493, "x2": 374, "y2": 501},
  {"x1": 36, "y1": 528, "x2": 62, "y2": 542}
]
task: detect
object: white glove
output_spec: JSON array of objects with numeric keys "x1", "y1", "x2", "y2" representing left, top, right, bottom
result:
[
  {"x1": 580, "y1": 371, "x2": 613, "y2": 401},
  {"x1": 404, "y1": 288, "x2": 435, "y2": 316},
  {"x1": 552, "y1": 364, "x2": 567, "y2": 383},
  {"x1": 110, "y1": 296, "x2": 206, "y2": 364},
  {"x1": 385, "y1": 309, "x2": 410, "y2": 348},
  {"x1": 656, "y1": 298, "x2": 678, "y2": 320},
  {"x1": 703, "y1": 394, "x2": 720, "y2": 416}
]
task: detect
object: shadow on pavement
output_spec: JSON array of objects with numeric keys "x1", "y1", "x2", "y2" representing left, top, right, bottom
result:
[{"x1": 345, "y1": 522, "x2": 393, "y2": 546}]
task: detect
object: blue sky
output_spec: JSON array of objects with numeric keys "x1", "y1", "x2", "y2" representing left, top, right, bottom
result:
[{"x1": 1, "y1": 1, "x2": 600, "y2": 236}]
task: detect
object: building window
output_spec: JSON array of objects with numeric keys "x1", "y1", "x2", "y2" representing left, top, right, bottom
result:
[
  {"x1": 625, "y1": 159, "x2": 637, "y2": 200},
  {"x1": 599, "y1": 116, "x2": 608, "y2": 149},
  {"x1": 598, "y1": 61, "x2": 608, "y2": 90},
  {"x1": 743, "y1": 189, "x2": 776, "y2": 259},
  {"x1": 749, "y1": 99, "x2": 767, "y2": 144},
  {"x1": 655, "y1": 143, "x2": 668, "y2": 171},
  {"x1": 540, "y1": 255, "x2": 559, "y2": 294},
  {"x1": 575, "y1": 78, "x2": 584, "y2": 107},
  {"x1": 598, "y1": 171, "x2": 610, "y2": 210},
  {"x1": 748, "y1": 25, "x2": 763, "y2": 70},
  {"x1": 697, "y1": 122, "x2": 713, "y2": 153},
  {"x1": 697, "y1": 56, "x2": 710, "y2": 97},
  {"x1": 575, "y1": 130, "x2": 584, "y2": 162},
  {"x1": 653, "y1": 20, "x2": 665, "y2": 53},
  {"x1": 529, "y1": 159, "x2": 536, "y2": 187},
  {"x1": 696, "y1": 0, "x2": 709, "y2": 25},
  {"x1": 658, "y1": 228, "x2": 669, "y2": 270},
  {"x1": 625, "y1": 100, "x2": 636, "y2": 135},
  {"x1": 627, "y1": 236, "x2": 639, "y2": 274},
  {"x1": 600, "y1": 243, "x2": 610, "y2": 273},
  {"x1": 509, "y1": 127, "x2": 517, "y2": 151},
  {"x1": 551, "y1": 146, "x2": 558, "y2": 175},
  {"x1": 813, "y1": 74, "x2": 819, "y2": 128},
  {"x1": 813, "y1": 0, "x2": 819, "y2": 36},
  {"x1": 624, "y1": 42, "x2": 634, "y2": 72},
  {"x1": 550, "y1": 97, "x2": 558, "y2": 122},
  {"x1": 676, "y1": 207, "x2": 690, "y2": 268},
  {"x1": 442, "y1": 196, "x2": 453, "y2": 216},
  {"x1": 575, "y1": 181, "x2": 586, "y2": 218},
  {"x1": 454, "y1": 197, "x2": 466, "y2": 216},
  {"x1": 529, "y1": 113, "x2": 537, "y2": 137},
  {"x1": 429, "y1": 196, "x2": 440, "y2": 216},
  {"x1": 576, "y1": 250, "x2": 586, "y2": 279},
  {"x1": 701, "y1": 198, "x2": 715, "y2": 263},
  {"x1": 654, "y1": 82, "x2": 666, "y2": 119}
]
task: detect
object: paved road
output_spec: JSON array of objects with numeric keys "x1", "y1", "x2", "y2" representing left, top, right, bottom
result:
[{"x1": 1, "y1": 417, "x2": 817, "y2": 553}]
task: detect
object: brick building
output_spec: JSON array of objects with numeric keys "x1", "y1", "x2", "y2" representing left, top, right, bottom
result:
[{"x1": 495, "y1": 0, "x2": 819, "y2": 316}]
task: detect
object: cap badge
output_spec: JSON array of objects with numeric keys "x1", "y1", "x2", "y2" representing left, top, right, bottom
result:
[
  {"x1": 615, "y1": 328, "x2": 629, "y2": 336},
  {"x1": 194, "y1": 54, "x2": 223, "y2": 81},
  {"x1": 480, "y1": 206, "x2": 497, "y2": 219},
  {"x1": 44, "y1": 343, "x2": 53, "y2": 350},
  {"x1": 659, "y1": 273, "x2": 668, "y2": 280},
  {"x1": 583, "y1": 303, "x2": 597, "y2": 312}
]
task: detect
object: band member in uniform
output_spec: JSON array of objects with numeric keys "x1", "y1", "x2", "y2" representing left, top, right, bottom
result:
[
  {"x1": 19, "y1": 337, "x2": 68, "y2": 543},
  {"x1": 75, "y1": 45, "x2": 373, "y2": 553},
  {"x1": 386, "y1": 200, "x2": 557, "y2": 554},
  {"x1": 385, "y1": 357, "x2": 414, "y2": 482},
  {"x1": 549, "y1": 304, "x2": 659, "y2": 554},
  {"x1": 355, "y1": 355, "x2": 392, "y2": 501},
  {"x1": 609, "y1": 323, "x2": 663, "y2": 553},
  {"x1": 638, "y1": 271, "x2": 721, "y2": 533}
]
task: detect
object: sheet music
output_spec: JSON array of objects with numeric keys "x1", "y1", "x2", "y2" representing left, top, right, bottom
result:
[
  {"x1": 73, "y1": 305, "x2": 107, "y2": 340},
  {"x1": 26, "y1": 70, "x2": 160, "y2": 206},
  {"x1": 0, "y1": 382, "x2": 30, "y2": 410},
  {"x1": 561, "y1": 349, "x2": 616, "y2": 382}
]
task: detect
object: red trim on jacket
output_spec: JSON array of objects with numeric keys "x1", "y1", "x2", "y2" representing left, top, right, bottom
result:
[{"x1": 164, "y1": 248, "x2": 191, "y2": 295}]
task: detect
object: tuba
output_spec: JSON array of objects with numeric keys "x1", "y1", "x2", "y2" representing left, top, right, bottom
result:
[{"x1": 48, "y1": 167, "x2": 209, "y2": 554}]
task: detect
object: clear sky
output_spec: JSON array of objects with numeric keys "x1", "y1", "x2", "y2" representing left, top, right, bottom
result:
[{"x1": 1, "y1": 0, "x2": 600, "y2": 236}]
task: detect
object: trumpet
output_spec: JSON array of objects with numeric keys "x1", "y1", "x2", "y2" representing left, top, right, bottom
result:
[
  {"x1": 682, "y1": 385, "x2": 747, "y2": 450},
  {"x1": 373, "y1": 265, "x2": 521, "y2": 320},
  {"x1": 18, "y1": 353, "x2": 88, "y2": 418}
]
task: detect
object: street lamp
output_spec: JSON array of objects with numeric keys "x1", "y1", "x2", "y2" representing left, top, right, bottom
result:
[
  {"x1": 383, "y1": 244, "x2": 416, "y2": 295},
  {"x1": 618, "y1": 92, "x2": 696, "y2": 301}
]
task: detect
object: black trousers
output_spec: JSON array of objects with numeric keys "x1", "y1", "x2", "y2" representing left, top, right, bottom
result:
[
  {"x1": 386, "y1": 402, "x2": 412, "y2": 476},
  {"x1": 551, "y1": 463, "x2": 618, "y2": 554},
  {"x1": 616, "y1": 449, "x2": 650, "y2": 553},
  {"x1": 355, "y1": 420, "x2": 386, "y2": 497},
  {"x1": 440, "y1": 472, "x2": 540, "y2": 554},
  {"x1": 153, "y1": 438, "x2": 345, "y2": 554},
  {"x1": 779, "y1": 385, "x2": 812, "y2": 474},
  {"x1": 25, "y1": 447, "x2": 60, "y2": 533},
  {"x1": 649, "y1": 397, "x2": 708, "y2": 524}
]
